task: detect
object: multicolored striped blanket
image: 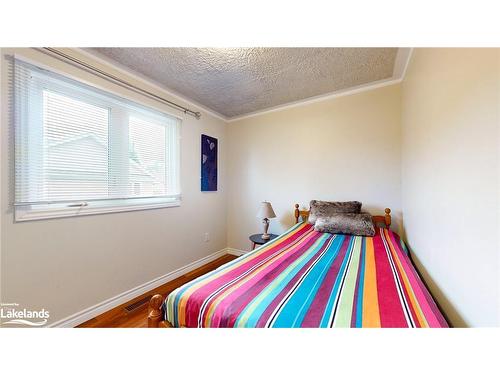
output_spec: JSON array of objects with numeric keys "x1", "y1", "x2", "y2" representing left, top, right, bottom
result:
[{"x1": 164, "y1": 223, "x2": 448, "y2": 328}]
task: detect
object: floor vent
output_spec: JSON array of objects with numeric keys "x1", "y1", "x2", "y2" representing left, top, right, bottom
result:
[{"x1": 124, "y1": 295, "x2": 151, "y2": 313}]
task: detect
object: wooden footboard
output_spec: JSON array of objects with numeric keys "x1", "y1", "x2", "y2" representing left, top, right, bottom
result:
[{"x1": 148, "y1": 294, "x2": 172, "y2": 328}]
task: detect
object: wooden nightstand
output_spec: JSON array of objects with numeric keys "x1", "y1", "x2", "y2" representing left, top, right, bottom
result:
[{"x1": 249, "y1": 233, "x2": 278, "y2": 250}]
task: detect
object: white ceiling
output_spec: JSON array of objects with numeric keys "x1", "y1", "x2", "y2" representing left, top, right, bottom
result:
[{"x1": 88, "y1": 48, "x2": 402, "y2": 119}]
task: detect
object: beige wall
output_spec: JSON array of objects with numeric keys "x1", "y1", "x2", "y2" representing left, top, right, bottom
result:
[
  {"x1": 401, "y1": 48, "x2": 499, "y2": 327},
  {"x1": 0, "y1": 48, "x2": 227, "y2": 325},
  {"x1": 227, "y1": 84, "x2": 402, "y2": 251}
]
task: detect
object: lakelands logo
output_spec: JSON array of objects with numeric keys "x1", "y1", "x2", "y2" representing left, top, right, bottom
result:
[{"x1": 0, "y1": 303, "x2": 50, "y2": 327}]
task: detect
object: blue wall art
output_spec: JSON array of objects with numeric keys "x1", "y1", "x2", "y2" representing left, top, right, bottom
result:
[{"x1": 201, "y1": 134, "x2": 218, "y2": 191}]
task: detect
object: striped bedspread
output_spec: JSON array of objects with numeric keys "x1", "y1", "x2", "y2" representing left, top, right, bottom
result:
[{"x1": 164, "y1": 223, "x2": 448, "y2": 328}]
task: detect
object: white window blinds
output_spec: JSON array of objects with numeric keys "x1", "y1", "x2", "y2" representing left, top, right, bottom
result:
[{"x1": 14, "y1": 58, "x2": 181, "y2": 220}]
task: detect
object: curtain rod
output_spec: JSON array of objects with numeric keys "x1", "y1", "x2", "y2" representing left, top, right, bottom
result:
[{"x1": 35, "y1": 47, "x2": 202, "y2": 120}]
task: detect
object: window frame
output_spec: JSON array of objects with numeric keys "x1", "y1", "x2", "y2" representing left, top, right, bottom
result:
[
  {"x1": 15, "y1": 196, "x2": 181, "y2": 222},
  {"x1": 14, "y1": 57, "x2": 182, "y2": 222}
]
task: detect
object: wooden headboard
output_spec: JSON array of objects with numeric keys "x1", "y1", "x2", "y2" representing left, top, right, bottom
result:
[{"x1": 294, "y1": 203, "x2": 391, "y2": 228}]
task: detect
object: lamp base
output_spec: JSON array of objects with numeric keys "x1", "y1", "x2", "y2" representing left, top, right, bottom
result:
[{"x1": 261, "y1": 218, "x2": 270, "y2": 240}]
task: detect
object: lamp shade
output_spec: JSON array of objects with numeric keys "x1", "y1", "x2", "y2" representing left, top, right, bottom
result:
[{"x1": 256, "y1": 201, "x2": 276, "y2": 219}]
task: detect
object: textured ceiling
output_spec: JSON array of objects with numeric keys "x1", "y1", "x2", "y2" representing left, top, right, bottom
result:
[{"x1": 89, "y1": 48, "x2": 398, "y2": 119}]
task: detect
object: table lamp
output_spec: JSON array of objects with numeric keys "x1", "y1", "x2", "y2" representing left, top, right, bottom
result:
[{"x1": 257, "y1": 201, "x2": 276, "y2": 240}]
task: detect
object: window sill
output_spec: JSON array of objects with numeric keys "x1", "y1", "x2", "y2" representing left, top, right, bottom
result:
[{"x1": 14, "y1": 197, "x2": 181, "y2": 222}]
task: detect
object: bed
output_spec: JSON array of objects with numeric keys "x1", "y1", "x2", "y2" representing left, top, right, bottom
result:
[{"x1": 148, "y1": 205, "x2": 448, "y2": 328}]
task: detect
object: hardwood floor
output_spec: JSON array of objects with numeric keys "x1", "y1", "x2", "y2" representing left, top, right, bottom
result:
[{"x1": 78, "y1": 254, "x2": 238, "y2": 328}]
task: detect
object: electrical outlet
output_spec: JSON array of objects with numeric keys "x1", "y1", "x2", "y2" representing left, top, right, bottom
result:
[{"x1": 204, "y1": 232, "x2": 210, "y2": 242}]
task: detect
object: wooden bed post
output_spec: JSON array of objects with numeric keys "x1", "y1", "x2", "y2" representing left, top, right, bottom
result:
[
  {"x1": 294, "y1": 204, "x2": 300, "y2": 224},
  {"x1": 148, "y1": 294, "x2": 164, "y2": 328},
  {"x1": 385, "y1": 208, "x2": 392, "y2": 228}
]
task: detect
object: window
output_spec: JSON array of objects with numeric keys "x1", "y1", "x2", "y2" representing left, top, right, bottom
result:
[{"x1": 14, "y1": 59, "x2": 181, "y2": 221}]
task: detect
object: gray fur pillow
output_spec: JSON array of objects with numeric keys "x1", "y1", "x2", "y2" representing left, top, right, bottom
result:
[
  {"x1": 308, "y1": 200, "x2": 362, "y2": 225},
  {"x1": 314, "y1": 213, "x2": 375, "y2": 237}
]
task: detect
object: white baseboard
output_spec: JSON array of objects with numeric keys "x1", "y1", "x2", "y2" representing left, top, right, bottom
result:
[
  {"x1": 48, "y1": 248, "x2": 239, "y2": 328},
  {"x1": 226, "y1": 247, "x2": 249, "y2": 256}
]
